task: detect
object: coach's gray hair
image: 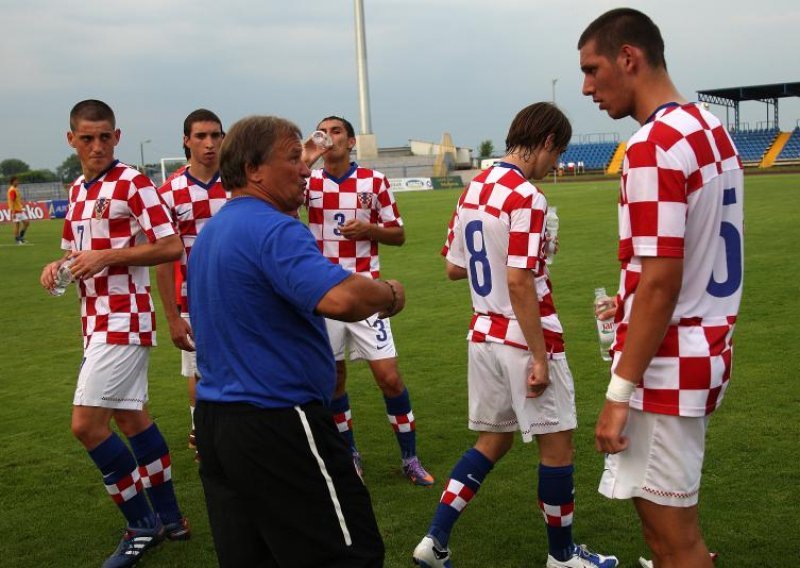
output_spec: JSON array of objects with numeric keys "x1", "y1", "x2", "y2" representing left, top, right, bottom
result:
[{"x1": 219, "y1": 116, "x2": 301, "y2": 191}]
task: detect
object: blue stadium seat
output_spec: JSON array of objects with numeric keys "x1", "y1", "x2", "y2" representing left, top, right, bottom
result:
[
  {"x1": 776, "y1": 128, "x2": 800, "y2": 161},
  {"x1": 730, "y1": 128, "x2": 779, "y2": 162},
  {"x1": 560, "y1": 142, "x2": 618, "y2": 170}
]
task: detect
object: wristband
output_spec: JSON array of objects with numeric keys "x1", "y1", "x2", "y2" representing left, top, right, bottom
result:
[
  {"x1": 606, "y1": 373, "x2": 637, "y2": 403},
  {"x1": 383, "y1": 280, "x2": 398, "y2": 315}
]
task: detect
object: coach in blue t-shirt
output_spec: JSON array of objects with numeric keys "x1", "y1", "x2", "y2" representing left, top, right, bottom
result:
[{"x1": 188, "y1": 115, "x2": 403, "y2": 568}]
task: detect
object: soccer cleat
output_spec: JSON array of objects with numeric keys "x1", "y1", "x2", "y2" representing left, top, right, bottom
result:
[
  {"x1": 402, "y1": 456, "x2": 435, "y2": 487},
  {"x1": 547, "y1": 544, "x2": 619, "y2": 568},
  {"x1": 163, "y1": 516, "x2": 191, "y2": 541},
  {"x1": 102, "y1": 523, "x2": 165, "y2": 568},
  {"x1": 413, "y1": 535, "x2": 452, "y2": 568}
]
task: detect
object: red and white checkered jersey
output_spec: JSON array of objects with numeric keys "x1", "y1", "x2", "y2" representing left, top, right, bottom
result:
[
  {"x1": 442, "y1": 163, "x2": 564, "y2": 356},
  {"x1": 613, "y1": 103, "x2": 744, "y2": 417},
  {"x1": 157, "y1": 169, "x2": 229, "y2": 312},
  {"x1": 305, "y1": 163, "x2": 402, "y2": 279},
  {"x1": 61, "y1": 161, "x2": 177, "y2": 348}
]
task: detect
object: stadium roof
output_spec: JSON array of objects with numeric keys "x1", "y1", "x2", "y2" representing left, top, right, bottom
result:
[
  {"x1": 697, "y1": 82, "x2": 800, "y2": 103},
  {"x1": 697, "y1": 82, "x2": 800, "y2": 131}
]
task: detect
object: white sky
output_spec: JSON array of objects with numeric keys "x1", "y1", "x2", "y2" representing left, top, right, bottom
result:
[{"x1": 1, "y1": 0, "x2": 798, "y2": 171}]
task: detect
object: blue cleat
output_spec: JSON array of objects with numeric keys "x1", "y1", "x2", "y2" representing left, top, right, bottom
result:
[{"x1": 101, "y1": 522, "x2": 165, "y2": 568}]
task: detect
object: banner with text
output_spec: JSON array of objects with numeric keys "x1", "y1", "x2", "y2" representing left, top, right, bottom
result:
[
  {"x1": 430, "y1": 176, "x2": 464, "y2": 190},
  {"x1": 388, "y1": 177, "x2": 433, "y2": 192},
  {"x1": 0, "y1": 201, "x2": 53, "y2": 223}
]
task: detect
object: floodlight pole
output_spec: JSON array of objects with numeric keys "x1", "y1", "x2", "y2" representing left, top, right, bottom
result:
[
  {"x1": 139, "y1": 139, "x2": 151, "y2": 173},
  {"x1": 354, "y1": 0, "x2": 372, "y2": 135},
  {"x1": 552, "y1": 78, "x2": 558, "y2": 104}
]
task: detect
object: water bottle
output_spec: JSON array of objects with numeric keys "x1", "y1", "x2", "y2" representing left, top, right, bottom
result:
[
  {"x1": 544, "y1": 206, "x2": 559, "y2": 265},
  {"x1": 594, "y1": 287, "x2": 615, "y2": 361},
  {"x1": 311, "y1": 130, "x2": 333, "y2": 149},
  {"x1": 50, "y1": 259, "x2": 75, "y2": 297}
]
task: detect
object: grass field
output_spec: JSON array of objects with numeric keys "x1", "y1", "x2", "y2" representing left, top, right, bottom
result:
[{"x1": 1, "y1": 174, "x2": 798, "y2": 567}]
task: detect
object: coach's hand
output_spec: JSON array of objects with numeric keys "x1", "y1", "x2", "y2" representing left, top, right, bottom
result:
[{"x1": 595, "y1": 399, "x2": 629, "y2": 453}]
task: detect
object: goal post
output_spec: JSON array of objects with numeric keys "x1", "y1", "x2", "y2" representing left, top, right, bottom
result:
[{"x1": 160, "y1": 157, "x2": 188, "y2": 185}]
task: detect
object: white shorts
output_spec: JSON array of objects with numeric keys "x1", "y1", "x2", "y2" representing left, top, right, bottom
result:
[
  {"x1": 467, "y1": 342, "x2": 577, "y2": 443},
  {"x1": 180, "y1": 313, "x2": 198, "y2": 378},
  {"x1": 73, "y1": 343, "x2": 150, "y2": 410},
  {"x1": 325, "y1": 315, "x2": 397, "y2": 362},
  {"x1": 13, "y1": 212, "x2": 28, "y2": 222},
  {"x1": 598, "y1": 408, "x2": 709, "y2": 507}
]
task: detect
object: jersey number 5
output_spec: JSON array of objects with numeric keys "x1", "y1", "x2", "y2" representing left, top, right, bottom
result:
[
  {"x1": 465, "y1": 220, "x2": 492, "y2": 296},
  {"x1": 706, "y1": 187, "x2": 742, "y2": 298}
]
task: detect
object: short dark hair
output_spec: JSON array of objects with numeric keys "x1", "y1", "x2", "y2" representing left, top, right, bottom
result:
[
  {"x1": 183, "y1": 108, "x2": 223, "y2": 158},
  {"x1": 317, "y1": 116, "x2": 355, "y2": 138},
  {"x1": 9, "y1": 176, "x2": 18, "y2": 185},
  {"x1": 578, "y1": 8, "x2": 666, "y2": 70},
  {"x1": 219, "y1": 116, "x2": 301, "y2": 191},
  {"x1": 505, "y1": 102, "x2": 572, "y2": 156},
  {"x1": 69, "y1": 99, "x2": 115, "y2": 131},
  {"x1": 183, "y1": 108, "x2": 223, "y2": 138}
]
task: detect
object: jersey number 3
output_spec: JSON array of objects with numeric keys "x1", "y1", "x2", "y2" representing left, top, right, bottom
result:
[
  {"x1": 465, "y1": 220, "x2": 492, "y2": 296},
  {"x1": 706, "y1": 187, "x2": 742, "y2": 298}
]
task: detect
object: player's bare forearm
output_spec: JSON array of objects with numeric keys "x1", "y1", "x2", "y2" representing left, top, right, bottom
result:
[
  {"x1": 507, "y1": 267, "x2": 549, "y2": 396},
  {"x1": 317, "y1": 275, "x2": 405, "y2": 321},
  {"x1": 155, "y1": 262, "x2": 181, "y2": 323},
  {"x1": 507, "y1": 267, "x2": 547, "y2": 362},
  {"x1": 374, "y1": 225, "x2": 405, "y2": 246},
  {"x1": 614, "y1": 256, "x2": 683, "y2": 382},
  {"x1": 341, "y1": 220, "x2": 404, "y2": 246},
  {"x1": 70, "y1": 234, "x2": 183, "y2": 279},
  {"x1": 445, "y1": 260, "x2": 468, "y2": 281}
]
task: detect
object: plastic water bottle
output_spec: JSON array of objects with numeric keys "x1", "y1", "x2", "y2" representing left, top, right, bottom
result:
[
  {"x1": 311, "y1": 130, "x2": 333, "y2": 149},
  {"x1": 50, "y1": 259, "x2": 74, "y2": 297},
  {"x1": 594, "y1": 287, "x2": 615, "y2": 361},
  {"x1": 544, "y1": 206, "x2": 558, "y2": 265}
]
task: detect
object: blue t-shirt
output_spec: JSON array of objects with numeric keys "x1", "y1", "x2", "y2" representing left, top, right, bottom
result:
[{"x1": 188, "y1": 197, "x2": 351, "y2": 408}]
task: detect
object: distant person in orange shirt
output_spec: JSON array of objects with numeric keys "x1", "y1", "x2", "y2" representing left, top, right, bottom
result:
[{"x1": 6, "y1": 176, "x2": 30, "y2": 244}]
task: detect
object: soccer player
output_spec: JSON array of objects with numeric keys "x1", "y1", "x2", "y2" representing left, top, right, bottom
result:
[
  {"x1": 39, "y1": 100, "x2": 189, "y2": 568},
  {"x1": 188, "y1": 115, "x2": 393, "y2": 567},
  {"x1": 413, "y1": 102, "x2": 618, "y2": 568},
  {"x1": 578, "y1": 9, "x2": 743, "y2": 568},
  {"x1": 155, "y1": 108, "x2": 227, "y2": 461},
  {"x1": 6, "y1": 176, "x2": 30, "y2": 244},
  {"x1": 304, "y1": 115, "x2": 433, "y2": 486}
]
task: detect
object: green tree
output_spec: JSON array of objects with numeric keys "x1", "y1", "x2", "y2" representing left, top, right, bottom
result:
[
  {"x1": 478, "y1": 139, "x2": 494, "y2": 158},
  {"x1": 19, "y1": 169, "x2": 58, "y2": 183},
  {"x1": 0, "y1": 158, "x2": 30, "y2": 177},
  {"x1": 56, "y1": 154, "x2": 83, "y2": 183}
]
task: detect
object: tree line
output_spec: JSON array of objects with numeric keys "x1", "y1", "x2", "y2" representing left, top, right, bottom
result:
[{"x1": 1, "y1": 155, "x2": 82, "y2": 185}]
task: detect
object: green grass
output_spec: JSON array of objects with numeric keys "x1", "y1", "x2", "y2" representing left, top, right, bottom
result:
[{"x1": 1, "y1": 174, "x2": 798, "y2": 567}]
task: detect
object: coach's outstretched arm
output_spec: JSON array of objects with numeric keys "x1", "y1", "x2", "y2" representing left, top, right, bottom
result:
[{"x1": 317, "y1": 276, "x2": 405, "y2": 322}]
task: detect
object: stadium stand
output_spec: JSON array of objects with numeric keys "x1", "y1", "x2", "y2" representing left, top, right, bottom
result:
[
  {"x1": 776, "y1": 127, "x2": 800, "y2": 162},
  {"x1": 729, "y1": 128, "x2": 780, "y2": 163},
  {"x1": 560, "y1": 141, "x2": 618, "y2": 171}
]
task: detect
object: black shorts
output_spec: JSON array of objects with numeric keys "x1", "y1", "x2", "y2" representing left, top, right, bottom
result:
[{"x1": 196, "y1": 400, "x2": 384, "y2": 568}]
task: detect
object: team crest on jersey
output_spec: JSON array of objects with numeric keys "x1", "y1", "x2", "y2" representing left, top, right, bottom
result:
[
  {"x1": 358, "y1": 192, "x2": 373, "y2": 209},
  {"x1": 94, "y1": 197, "x2": 110, "y2": 220}
]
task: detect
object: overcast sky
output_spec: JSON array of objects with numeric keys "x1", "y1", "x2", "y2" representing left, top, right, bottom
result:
[{"x1": 2, "y1": 0, "x2": 798, "y2": 171}]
